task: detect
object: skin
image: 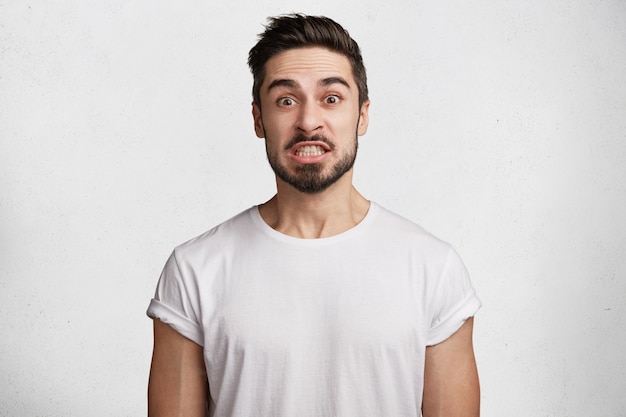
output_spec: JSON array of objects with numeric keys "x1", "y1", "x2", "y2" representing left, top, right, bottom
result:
[
  {"x1": 148, "y1": 46, "x2": 480, "y2": 416},
  {"x1": 423, "y1": 318, "x2": 480, "y2": 417},
  {"x1": 148, "y1": 319, "x2": 207, "y2": 417}
]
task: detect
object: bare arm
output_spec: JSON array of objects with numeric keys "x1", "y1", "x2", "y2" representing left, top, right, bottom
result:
[
  {"x1": 148, "y1": 318, "x2": 209, "y2": 417},
  {"x1": 422, "y1": 317, "x2": 480, "y2": 417}
]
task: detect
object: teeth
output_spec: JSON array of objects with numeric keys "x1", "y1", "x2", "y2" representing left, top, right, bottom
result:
[{"x1": 295, "y1": 145, "x2": 325, "y2": 156}]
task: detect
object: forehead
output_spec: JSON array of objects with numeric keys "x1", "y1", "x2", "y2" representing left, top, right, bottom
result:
[{"x1": 262, "y1": 47, "x2": 354, "y2": 89}]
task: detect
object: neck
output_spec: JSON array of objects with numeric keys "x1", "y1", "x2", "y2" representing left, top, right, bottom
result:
[{"x1": 258, "y1": 174, "x2": 370, "y2": 239}]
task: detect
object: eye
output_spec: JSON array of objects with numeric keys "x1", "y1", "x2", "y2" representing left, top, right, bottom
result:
[
  {"x1": 324, "y1": 94, "x2": 341, "y2": 105},
  {"x1": 277, "y1": 97, "x2": 295, "y2": 106}
]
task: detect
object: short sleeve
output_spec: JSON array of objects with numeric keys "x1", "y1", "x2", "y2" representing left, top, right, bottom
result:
[
  {"x1": 426, "y1": 247, "x2": 481, "y2": 346},
  {"x1": 146, "y1": 251, "x2": 204, "y2": 346}
]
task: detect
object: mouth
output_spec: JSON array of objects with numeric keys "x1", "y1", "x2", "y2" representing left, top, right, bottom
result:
[
  {"x1": 295, "y1": 144, "x2": 327, "y2": 157},
  {"x1": 290, "y1": 141, "x2": 332, "y2": 163}
]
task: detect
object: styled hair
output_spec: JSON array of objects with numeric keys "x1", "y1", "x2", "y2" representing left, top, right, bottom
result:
[{"x1": 248, "y1": 14, "x2": 368, "y2": 108}]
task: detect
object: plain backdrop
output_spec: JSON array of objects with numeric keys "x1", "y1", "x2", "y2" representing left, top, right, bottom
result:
[{"x1": 1, "y1": 1, "x2": 625, "y2": 416}]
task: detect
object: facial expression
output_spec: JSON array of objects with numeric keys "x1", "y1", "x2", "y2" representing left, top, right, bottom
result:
[{"x1": 252, "y1": 47, "x2": 370, "y2": 194}]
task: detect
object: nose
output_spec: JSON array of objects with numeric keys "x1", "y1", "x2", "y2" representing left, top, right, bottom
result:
[{"x1": 296, "y1": 100, "x2": 323, "y2": 134}]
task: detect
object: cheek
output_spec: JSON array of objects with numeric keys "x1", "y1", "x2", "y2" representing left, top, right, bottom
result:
[
  {"x1": 261, "y1": 112, "x2": 294, "y2": 134},
  {"x1": 329, "y1": 111, "x2": 360, "y2": 133}
]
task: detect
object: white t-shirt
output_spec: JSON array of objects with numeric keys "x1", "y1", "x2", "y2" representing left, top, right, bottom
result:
[{"x1": 147, "y1": 202, "x2": 481, "y2": 417}]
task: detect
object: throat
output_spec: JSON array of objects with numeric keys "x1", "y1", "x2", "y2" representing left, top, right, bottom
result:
[{"x1": 258, "y1": 190, "x2": 371, "y2": 239}]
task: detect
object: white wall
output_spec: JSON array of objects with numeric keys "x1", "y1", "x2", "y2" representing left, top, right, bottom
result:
[{"x1": 1, "y1": 1, "x2": 625, "y2": 416}]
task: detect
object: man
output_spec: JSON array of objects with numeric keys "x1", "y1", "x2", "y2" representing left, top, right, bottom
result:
[{"x1": 147, "y1": 14, "x2": 481, "y2": 417}]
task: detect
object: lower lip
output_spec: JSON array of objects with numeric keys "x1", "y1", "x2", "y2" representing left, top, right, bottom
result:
[{"x1": 290, "y1": 151, "x2": 330, "y2": 164}]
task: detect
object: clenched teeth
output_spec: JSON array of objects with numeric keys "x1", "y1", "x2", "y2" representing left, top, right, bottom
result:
[{"x1": 295, "y1": 145, "x2": 326, "y2": 156}]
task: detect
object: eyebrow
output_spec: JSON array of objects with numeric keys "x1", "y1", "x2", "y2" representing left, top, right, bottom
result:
[
  {"x1": 266, "y1": 77, "x2": 351, "y2": 92},
  {"x1": 319, "y1": 77, "x2": 350, "y2": 89},
  {"x1": 267, "y1": 79, "x2": 298, "y2": 91}
]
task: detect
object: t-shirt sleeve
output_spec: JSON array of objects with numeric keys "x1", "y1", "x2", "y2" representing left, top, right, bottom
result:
[
  {"x1": 146, "y1": 251, "x2": 204, "y2": 346},
  {"x1": 426, "y1": 246, "x2": 481, "y2": 346}
]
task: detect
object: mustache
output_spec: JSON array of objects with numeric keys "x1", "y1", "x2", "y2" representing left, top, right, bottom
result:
[{"x1": 284, "y1": 134, "x2": 335, "y2": 151}]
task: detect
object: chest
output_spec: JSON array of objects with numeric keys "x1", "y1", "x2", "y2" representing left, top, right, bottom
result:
[{"x1": 201, "y1": 245, "x2": 429, "y2": 358}]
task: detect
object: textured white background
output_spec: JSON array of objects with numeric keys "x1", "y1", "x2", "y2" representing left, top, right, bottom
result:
[{"x1": 1, "y1": 1, "x2": 625, "y2": 416}]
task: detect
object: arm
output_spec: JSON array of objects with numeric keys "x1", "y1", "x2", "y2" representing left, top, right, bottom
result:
[
  {"x1": 422, "y1": 317, "x2": 480, "y2": 417},
  {"x1": 148, "y1": 318, "x2": 209, "y2": 417}
]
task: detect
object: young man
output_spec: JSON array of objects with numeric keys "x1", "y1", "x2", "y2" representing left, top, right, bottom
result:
[{"x1": 147, "y1": 14, "x2": 481, "y2": 417}]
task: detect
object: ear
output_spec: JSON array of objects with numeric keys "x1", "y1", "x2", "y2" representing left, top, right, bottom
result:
[
  {"x1": 252, "y1": 102, "x2": 265, "y2": 138},
  {"x1": 357, "y1": 100, "x2": 370, "y2": 136}
]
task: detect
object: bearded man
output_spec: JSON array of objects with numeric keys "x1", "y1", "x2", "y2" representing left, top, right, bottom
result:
[{"x1": 147, "y1": 14, "x2": 481, "y2": 417}]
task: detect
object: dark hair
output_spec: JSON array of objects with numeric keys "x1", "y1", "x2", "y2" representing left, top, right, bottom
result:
[{"x1": 248, "y1": 14, "x2": 368, "y2": 108}]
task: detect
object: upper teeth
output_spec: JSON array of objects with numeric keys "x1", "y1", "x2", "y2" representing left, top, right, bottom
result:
[{"x1": 296, "y1": 145, "x2": 325, "y2": 156}]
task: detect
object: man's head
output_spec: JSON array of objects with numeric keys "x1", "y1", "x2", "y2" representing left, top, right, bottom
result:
[
  {"x1": 248, "y1": 15, "x2": 370, "y2": 194},
  {"x1": 248, "y1": 14, "x2": 368, "y2": 110}
]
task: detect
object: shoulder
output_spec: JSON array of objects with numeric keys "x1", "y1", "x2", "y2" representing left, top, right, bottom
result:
[
  {"x1": 171, "y1": 206, "x2": 258, "y2": 263},
  {"x1": 370, "y1": 203, "x2": 452, "y2": 254}
]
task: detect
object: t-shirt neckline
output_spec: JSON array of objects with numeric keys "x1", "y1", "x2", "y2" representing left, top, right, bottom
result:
[{"x1": 249, "y1": 201, "x2": 379, "y2": 245}]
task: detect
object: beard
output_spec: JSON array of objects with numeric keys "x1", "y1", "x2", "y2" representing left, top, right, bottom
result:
[{"x1": 266, "y1": 132, "x2": 358, "y2": 194}]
